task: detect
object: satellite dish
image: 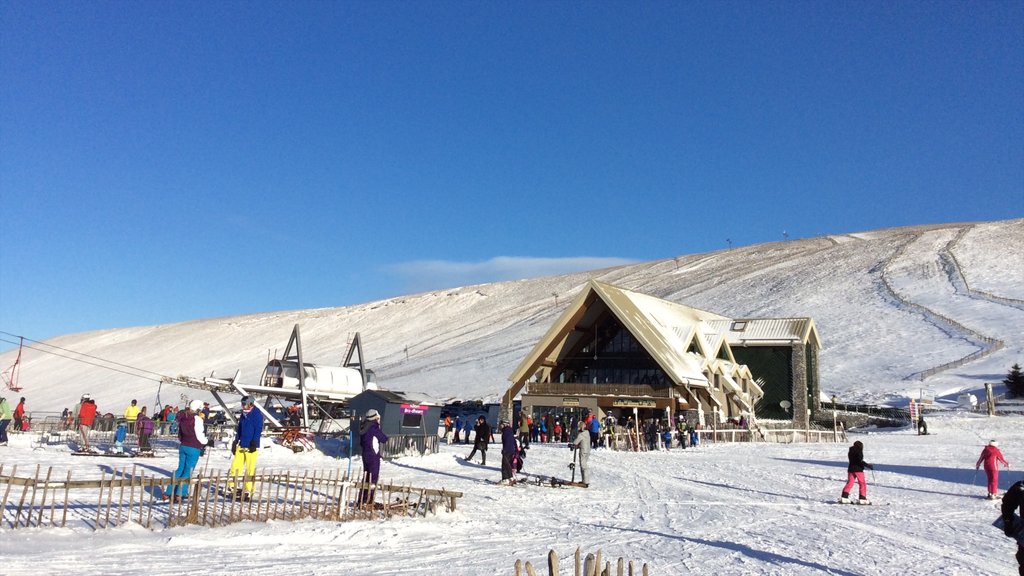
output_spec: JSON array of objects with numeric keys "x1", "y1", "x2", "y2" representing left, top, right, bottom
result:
[{"x1": 780, "y1": 400, "x2": 792, "y2": 412}]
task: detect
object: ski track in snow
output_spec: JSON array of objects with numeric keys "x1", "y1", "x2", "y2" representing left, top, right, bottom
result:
[{"x1": 2, "y1": 412, "x2": 1023, "y2": 574}]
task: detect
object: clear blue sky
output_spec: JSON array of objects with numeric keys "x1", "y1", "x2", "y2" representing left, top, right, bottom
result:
[{"x1": 1, "y1": 1, "x2": 1022, "y2": 346}]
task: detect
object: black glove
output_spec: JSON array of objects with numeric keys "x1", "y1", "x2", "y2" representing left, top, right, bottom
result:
[
  {"x1": 567, "y1": 443, "x2": 574, "y2": 449},
  {"x1": 231, "y1": 439, "x2": 239, "y2": 454},
  {"x1": 1004, "y1": 516, "x2": 1017, "y2": 537},
  {"x1": 207, "y1": 437, "x2": 215, "y2": 447},
  {"x1": 866, "y1": 463, "x2": 874, "y2": 470},
  {"x1": 248, "y1": 441, "x2": 258, "y2": 451},
  {"x1": 200, "y1": 447, "x2": 206, "y2": 457}
]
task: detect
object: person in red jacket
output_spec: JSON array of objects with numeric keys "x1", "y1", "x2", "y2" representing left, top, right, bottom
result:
[
  {"x1": 13, "y1": 397, "x2": 26, "y2": 432},
  {"x1": 977, "y1": 439, "x2": 1010, "y2": 499},
  {"x1": 77, "y1": 395, "x2": 98, "y2": 452}
]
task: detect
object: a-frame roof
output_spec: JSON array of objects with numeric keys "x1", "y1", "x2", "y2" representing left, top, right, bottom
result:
[{"x1": 508, "y1": 280, "x2": 729, "y2": 390}]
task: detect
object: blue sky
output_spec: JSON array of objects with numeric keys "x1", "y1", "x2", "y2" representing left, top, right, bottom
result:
[{"x1": 1, "y1": 1, "x2": 1022, "y2": 345}]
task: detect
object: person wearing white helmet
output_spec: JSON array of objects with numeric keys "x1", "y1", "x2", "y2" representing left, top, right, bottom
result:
[
  {"x1": 977, "y1": 439, "x2": 1010, "y2": 500},
  {"x1": 357, "y1": 408, "x2": 388, "y2": 506},
  {"x1": 164, "y1": 399, "x2": 210, "y2": 503}
]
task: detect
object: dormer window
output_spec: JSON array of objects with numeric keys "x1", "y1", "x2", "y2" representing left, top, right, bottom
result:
[{"x1": 730, "y1": 321, "x2": 747, "y2": 332}]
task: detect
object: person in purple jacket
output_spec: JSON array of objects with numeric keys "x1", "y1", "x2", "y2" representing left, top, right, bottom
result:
[
  {"x1": 499, "y1": 420, "x2": 518, "y2": 485},
  {"x1": 164, "y1": 399, "x2": 210, "y2": 502},
  {"x1": 358, "y1": 409, "x2": 388, "y2": 506}
]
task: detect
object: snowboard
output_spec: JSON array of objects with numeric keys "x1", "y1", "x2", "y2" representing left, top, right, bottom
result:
[{"x1": 993, "y1": 512, "x2": 1024, "y2": 545}]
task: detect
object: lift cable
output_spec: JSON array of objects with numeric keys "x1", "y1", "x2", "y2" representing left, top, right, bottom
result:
[{"x1": 0, "y1": 332, "x2": 168, "y2": 384}]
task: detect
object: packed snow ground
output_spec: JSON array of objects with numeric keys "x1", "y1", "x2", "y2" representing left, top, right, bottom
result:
[{"x1": 1, "y1": 411, "x2": 1021, "y2": 575}]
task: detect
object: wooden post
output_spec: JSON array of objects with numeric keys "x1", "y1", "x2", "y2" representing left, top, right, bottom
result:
[
  {"x1": 575, "y1": 547, "x2": 582, "y2": 576},
  {"x1": 116, "y1": 467, "x2": 128, "y2": 526},
  {"x1": 549, "y1": 549, "x2": 559, "y2": 576},
  {"x1": 36, "y1": 467, "x2": 53, "y2": 528},
  {"x1": 61, "y1": 469, "x2": 71, "y2": 528},
  {"x1": 94, "y1": 470, "x2": 106, "y2": 529},
  {"x1": 0, "y1": 464, "x2": 13, "y2": 529}
]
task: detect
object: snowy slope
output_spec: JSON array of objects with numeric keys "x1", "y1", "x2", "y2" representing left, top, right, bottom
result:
[
  {"x1": 2, "y1": 218, "x2": 1022, "y2": 413},
  {"x1": 0, "y1": 412, "x2": 1022, "y2": 575}
]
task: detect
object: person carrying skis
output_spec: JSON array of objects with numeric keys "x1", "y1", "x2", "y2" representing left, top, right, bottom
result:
[
  {"x1": 228, "y1": 396, "x2": 264, "y2": 500},
  {"x1": 499, "y1": 420, "x2": 517, "y2": 485},
  {"x1": 1001, "y1": 479, "x2": 1024, "y2": 575},
  {"x1": 465, "y1": 415, "x2": 493, "y2": 465},
  {"x1": 977, "y1": 440, "x2": 1010, "y2": 499},
  {"x1": 358, "y1": 409, "x2": 388, "y2": 506},
  {"x1": 569, "y1": 421, "x2": 591, "y2": 485},
  {"x1": 840, "y1": 440, "x2": 874, "y2": 504},
  {"x1": 164, "y1": 399, "x2": 210, "y2": 503}
]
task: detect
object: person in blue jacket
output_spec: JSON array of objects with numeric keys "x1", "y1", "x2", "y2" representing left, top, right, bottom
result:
[
  {"x1": 358, "y1": 409, "x2": 389, "y2": 505},
  {"x1": 228, "y1": 395, "x2": 264, "y2": 500}
]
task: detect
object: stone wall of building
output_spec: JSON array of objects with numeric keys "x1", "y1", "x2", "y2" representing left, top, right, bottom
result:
[{"x1": 791, "y1": 343, "x2": 809, "y2": 428}]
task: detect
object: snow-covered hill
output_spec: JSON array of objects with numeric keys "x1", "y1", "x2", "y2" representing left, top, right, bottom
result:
[{"x1": 3, "y1": 219, "x2": 1022, "y2": 413}]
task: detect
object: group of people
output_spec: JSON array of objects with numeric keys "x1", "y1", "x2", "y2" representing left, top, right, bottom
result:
[
  {"x1": 0, "y1": 396, "x2": 28, "y2": 445},
  {"x1": 165, "y1": 395, "x2": 264, "y2": 503}
]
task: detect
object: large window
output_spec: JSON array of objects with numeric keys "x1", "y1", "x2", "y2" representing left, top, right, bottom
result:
[
  {"x1": 402, "y1": 412, "x2": 423, "y2": 428},
  {"x1": 555, "y1": 319, "x2": 670, "y2": 388}
]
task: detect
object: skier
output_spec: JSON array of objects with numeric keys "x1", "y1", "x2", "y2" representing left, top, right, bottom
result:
[
  {"x1": 136, "y1": 406, "x2": 155, "y2": 454},
  {"x1": 840, "y1": 440, "x2": 874, "y2": 504},
  {"x1": 228, "y1": 396, "x2": 264, "y2": 500},
  {"x1": 0, "y1": 397, "x2": 11, "y2": 446},
  {"x1": 465, "y1": 415, "x2": 493, "y2": 465},
  {"x1": 77, "y1": 395, "x2": 98, "y2": 452},
  {"x1": 499, "y1": 420, "x2": 517, "y2": 485},
  {"x1": 588, "y1": 414, "x2": 601, "y2": 449},
  {"x1": 519, "y1": 413, "x2": 530, "y2": 449},
  {"x1": 569, "y1": 422, "x2": 590, "y2": 485},
  {"x1": 123, "y1": 399, "x2": 140, "y2": 434},
  {"x1": 358, "y1": 409, "x2": 388, "y2": 506},
  {"x1": 453, "y1": 416, "x2": 462, "y2": 444},
  {"x1": 977, "y1": 440, "x2": 1010, "y2": 499},
  {"x1": 110, "y1": 421, "x2": 128, "y2": 454},
  {"x1": 164, "y1": 399, "x2": 210, "y2": 503},
  {"x1": 13, "y1": 397, "x2": 25, "y2": 432},
  {"x1": 1001, "y1": 479, "x2": 1024, "y2": 575}
]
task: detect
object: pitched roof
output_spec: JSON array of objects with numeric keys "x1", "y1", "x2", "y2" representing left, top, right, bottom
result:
[
  {"x1": 509, "y1": 280, "x2": 728, "y2": 388},
  {"x1": 706, "y1": 318, "x2": 821, "y2": 348}
]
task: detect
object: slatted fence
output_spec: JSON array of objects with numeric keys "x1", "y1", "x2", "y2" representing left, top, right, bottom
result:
[
  {"x1": 0, "y1": 464, "x2": 462, "y2": 531},
  {"x1": 515, "y1": 547, "x2": 650, "y2": 576}
]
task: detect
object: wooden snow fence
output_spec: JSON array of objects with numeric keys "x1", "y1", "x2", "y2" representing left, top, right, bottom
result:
[
  {"x1": 0, "y1": 464, "x2": 462, "y2": 531},
  {"x1": 514, "y1": 547, "x2": 650, "y2": 576}
]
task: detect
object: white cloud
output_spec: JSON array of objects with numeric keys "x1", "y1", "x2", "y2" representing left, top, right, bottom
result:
[{"x1": 384, "y1": 256, "x2": 638, "y2": 293}]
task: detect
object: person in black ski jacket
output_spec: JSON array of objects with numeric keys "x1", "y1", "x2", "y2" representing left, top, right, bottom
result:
[
  {"x1": 465, "y1": 416, "x2": 493, "y2": 465},
  {"x1": 840, "y1": 440, "x2": 874, "y2": 504},
  {"x1": 1002, "y1": 480, "x2": 1024, "y2": 575}
]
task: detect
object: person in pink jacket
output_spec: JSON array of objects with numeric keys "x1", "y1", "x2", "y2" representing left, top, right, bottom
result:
[{"x1": 976, "y1": 439, "x2": 1010, "y2": 500}]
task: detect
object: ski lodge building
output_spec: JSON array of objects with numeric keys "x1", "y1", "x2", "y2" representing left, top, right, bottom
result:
[{"x1": 502, "y1": 280, "x2": 821, "y2": 429}]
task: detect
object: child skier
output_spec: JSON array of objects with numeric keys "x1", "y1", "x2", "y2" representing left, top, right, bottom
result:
[{"x1": 840, "y1": 440, "x2": 874, "y2": 504}]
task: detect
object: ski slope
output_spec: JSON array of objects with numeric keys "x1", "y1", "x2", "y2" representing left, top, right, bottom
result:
[
  {"x1": 1, "y1": 219, "x2": 1022, "y2": 413},
  {"x1": 0, "y1": 411, "x2": 1020, "y2": 575}
]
